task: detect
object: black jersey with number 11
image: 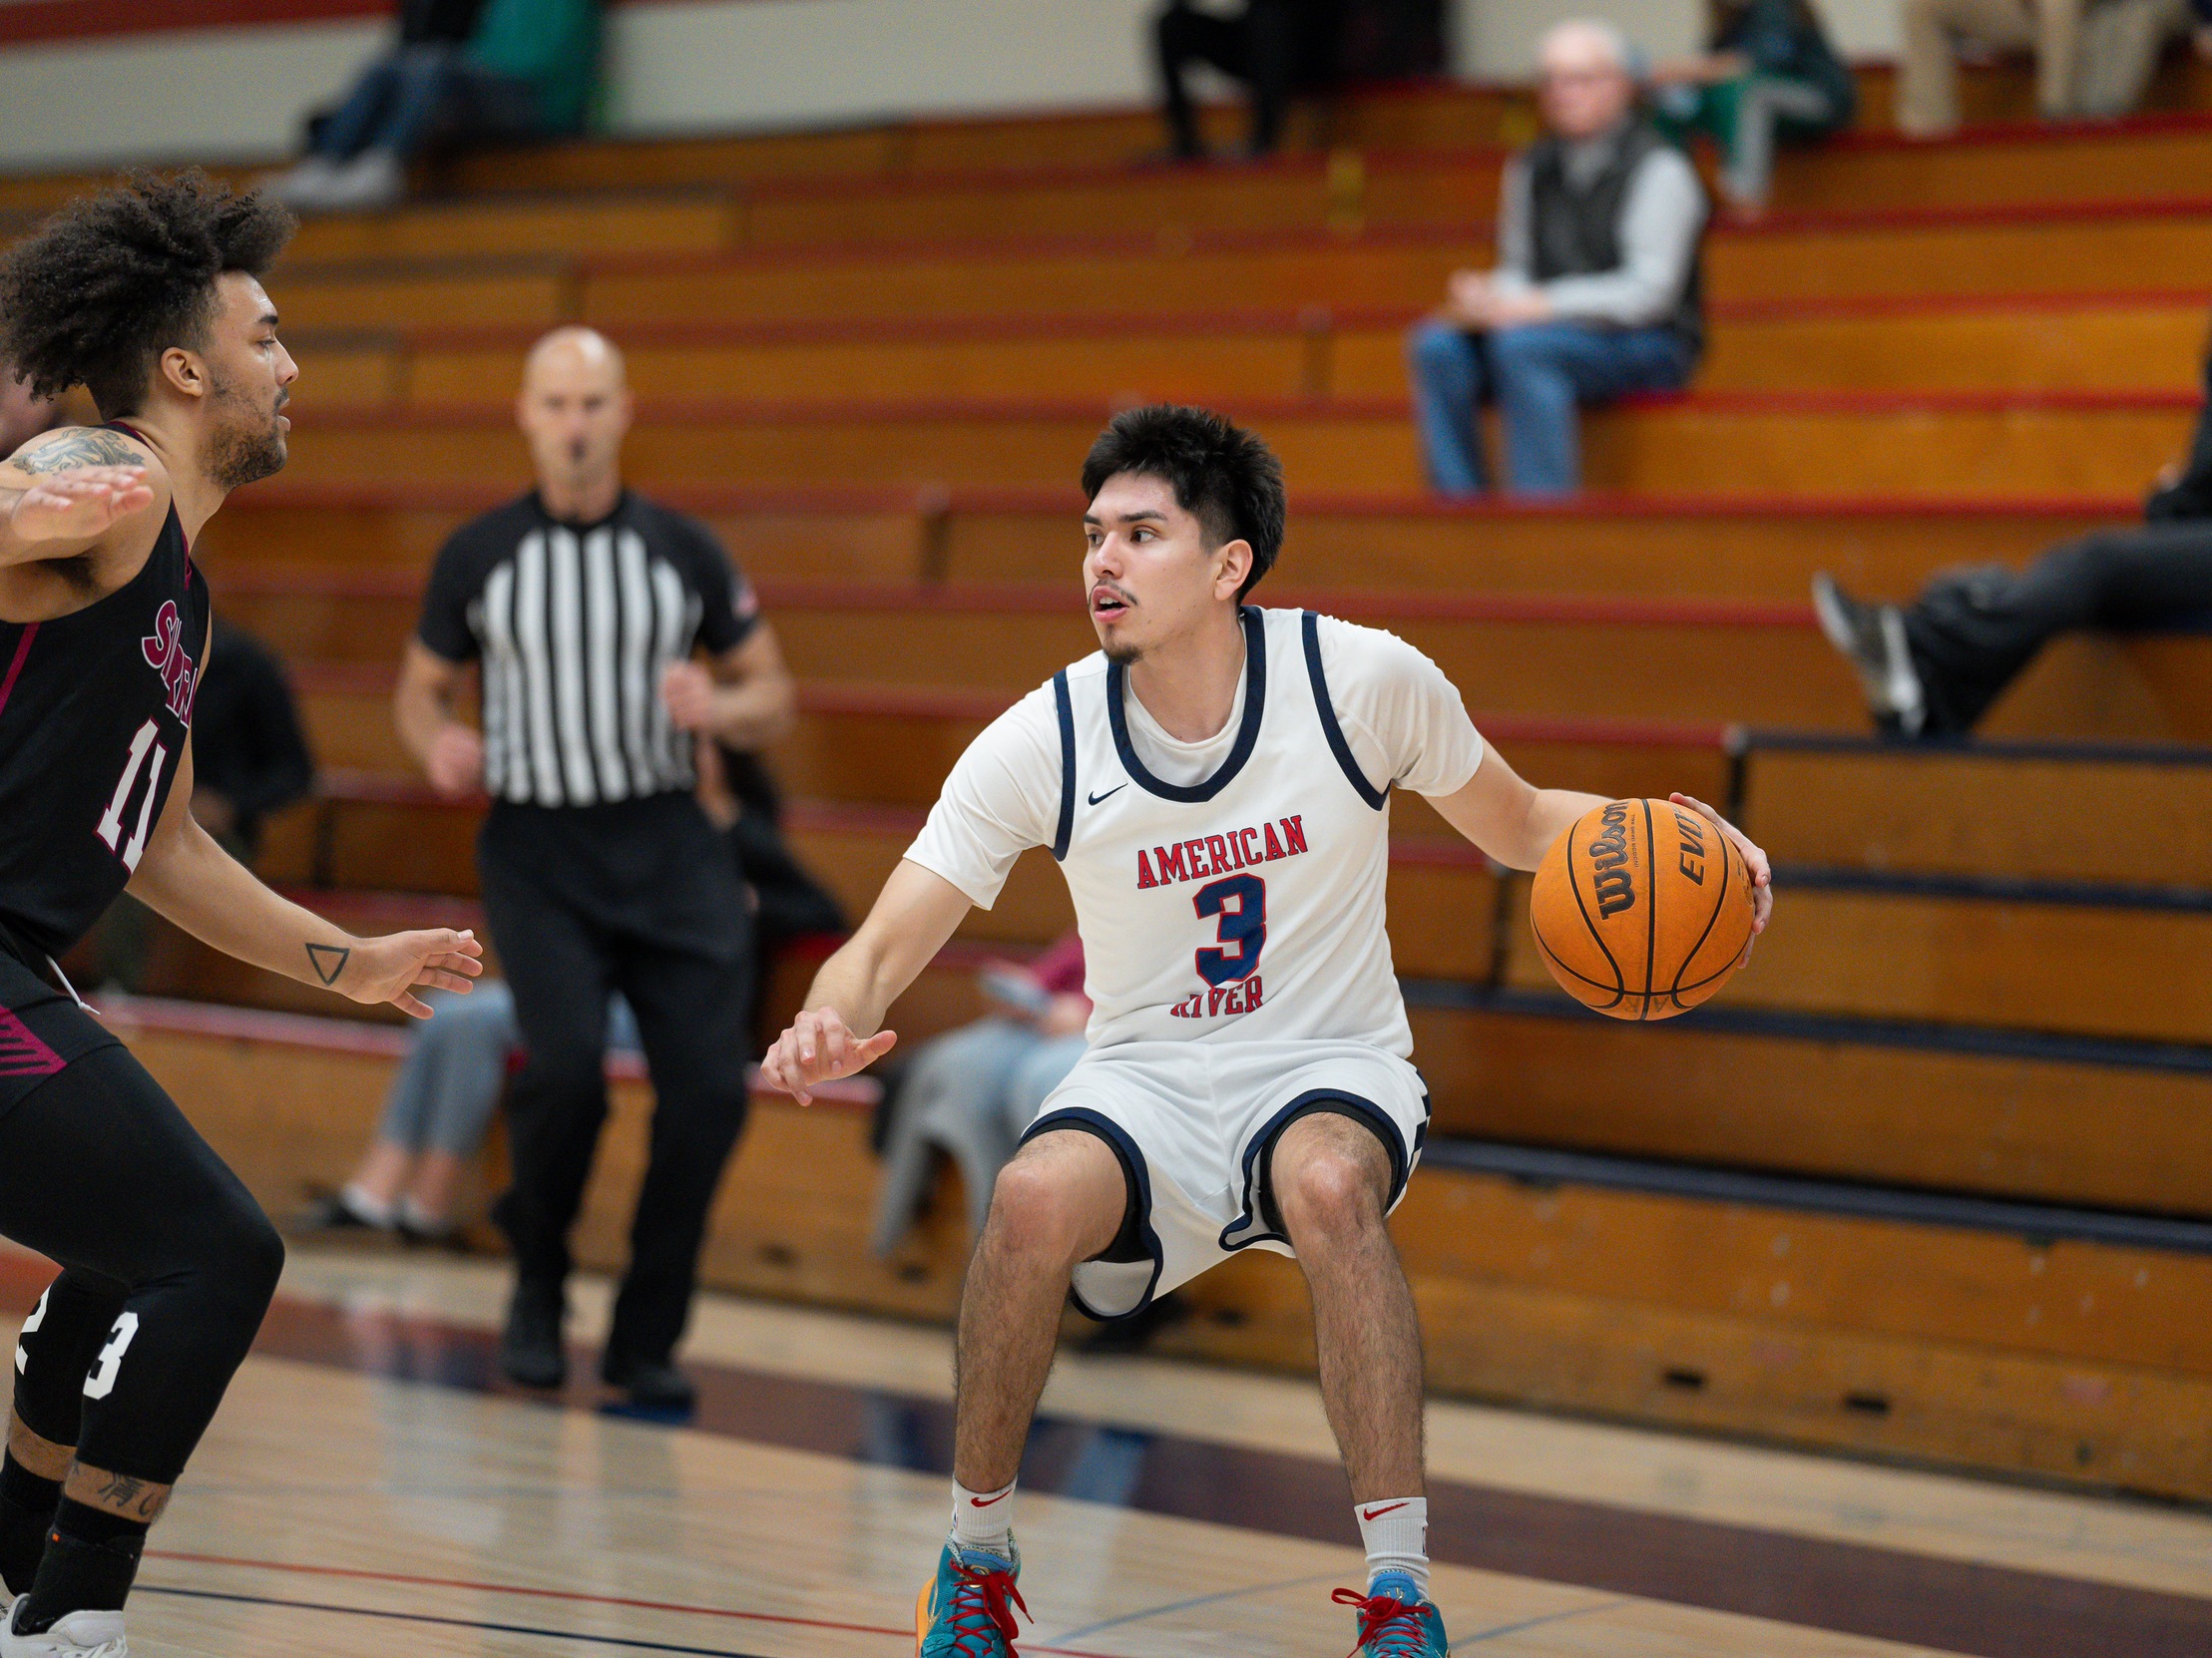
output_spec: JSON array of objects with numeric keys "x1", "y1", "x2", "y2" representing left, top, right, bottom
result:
[{"x1": 0, "y1": 483, "x2": 208, "y2": 967}]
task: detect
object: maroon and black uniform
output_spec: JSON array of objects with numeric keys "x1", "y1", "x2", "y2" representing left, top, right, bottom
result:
[
  {"x1": 0, "y1": 495, "x2": 206, "y2": 1094},
  {"x1": 0, "y1": 444, "x2": 282, "y2": 1544}
]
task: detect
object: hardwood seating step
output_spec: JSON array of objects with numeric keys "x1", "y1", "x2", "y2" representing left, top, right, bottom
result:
[
  {"x1": 1498, "y1": 874, "x2": 2212, "y2": 1046},
  {"x1": 1740, "y1": 734, "x2": 2212, "y2": 887},
  {"x1": 283, "y1": 192, "x2": 737, "y2": 267},
  {"x1": 206, "y1": 487, "x2": 2123, "y2": 604},
  {"x1": 573, "y1": 207, "x2": 2212, "y2": 328},
  {"x1": 294, "y1": 292, "x2": 2210, "y2": 422},
  {"x1": 274, "y1": 588, "x2": 2212, "y2": 757},
  {"x1": 269, "y1": 394, "x2": 2195, "y2": 502},
  {"x1": 1409, "y1": 993, "x2": 2212, "y2": 1217},
  {"x1": 121, "y1": 998, "x2": 2212, "y2": 1500},
  {"x1": 197, "y1": 488, "x2": 930, "y2": 584}
]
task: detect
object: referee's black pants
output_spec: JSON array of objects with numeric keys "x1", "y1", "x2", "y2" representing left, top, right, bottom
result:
[
  {"x1": 1901, "y1": 520, "x2": 2212, "y2": 734},
  {"x1": 477, "y1": 794, "x2": 753, "y2": 1372}
]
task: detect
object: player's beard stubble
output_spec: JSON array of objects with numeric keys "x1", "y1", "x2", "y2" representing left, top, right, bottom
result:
[{"x1": 205, "y1": 371, "x2": 289, "y2": 491}]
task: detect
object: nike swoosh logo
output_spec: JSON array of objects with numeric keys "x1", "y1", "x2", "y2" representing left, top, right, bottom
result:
[
  {"x1": 1087, "y1": 784, "x2": 1127, "y2": 806},
  {"x1": 1360, "y1": 1501, "x2": 1411, "y2": 1521},
  {"x1": 969, "y1": 1489, "x2": 1013, "y2": 1507}
]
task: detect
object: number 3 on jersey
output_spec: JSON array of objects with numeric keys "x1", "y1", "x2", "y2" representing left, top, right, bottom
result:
[
  {"x1": 1194, "y1": 873, "x2": 1266, "y2": 986},
  {"x1": 97, "y1": 718, "x2": 169, "y2": 872}
]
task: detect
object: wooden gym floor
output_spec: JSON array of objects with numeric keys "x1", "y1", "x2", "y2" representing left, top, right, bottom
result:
[{"x1": 5, "y1": 1244, "x2": 2204, "y2": 1658}]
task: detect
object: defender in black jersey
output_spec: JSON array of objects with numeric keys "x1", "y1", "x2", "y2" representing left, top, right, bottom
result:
[{"x1": 0, "y1": 173, "x2": 483, "y2": 1656}]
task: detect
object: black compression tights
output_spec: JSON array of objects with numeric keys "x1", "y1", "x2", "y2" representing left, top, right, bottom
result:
[{"x1": 3, "y1": 1043, "x2": 283, "y2": 1485}]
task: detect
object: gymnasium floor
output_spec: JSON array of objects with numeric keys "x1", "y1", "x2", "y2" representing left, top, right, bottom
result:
[{"x1": 7, "y1": 1246, "x2": 2206, "y2": 1658}]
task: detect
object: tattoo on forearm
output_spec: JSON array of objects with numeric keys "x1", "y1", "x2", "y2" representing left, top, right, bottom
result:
[
  {"x1": 14, "y1": 428, "x2": 144, "y2": 474},
  {"x1": 305, "y1": 943, "x2": 350, "y2": 987}
]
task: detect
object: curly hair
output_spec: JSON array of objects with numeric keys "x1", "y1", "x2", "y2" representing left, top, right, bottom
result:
[
  {"x1": 0, "y1": 170, "x2": 294, "y2": 419},
  {"x1": 1080, "y1": 404, "x2": 1287, "y2": 600}
]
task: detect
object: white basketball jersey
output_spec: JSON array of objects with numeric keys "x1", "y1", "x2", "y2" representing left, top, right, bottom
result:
[{"x1": 1048, "y1": 607, "x2": 1417, "y2": 1052}]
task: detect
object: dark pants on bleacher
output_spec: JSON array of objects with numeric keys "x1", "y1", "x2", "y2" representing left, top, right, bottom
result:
[
  {"x1": 1902, "y1": 520, "x2": 2212, "y2": 735},
  {"x1": 1156, "y1": 0, "x2": 1300, "y2": 157},
  {"x1": 477, "y1": 793, "x2": 753, "y2": 1372}
]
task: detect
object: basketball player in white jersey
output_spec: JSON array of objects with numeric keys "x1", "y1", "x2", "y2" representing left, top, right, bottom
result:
[{"x1": 761, "y1": 406, "x2": 1772, "y2": 1657}]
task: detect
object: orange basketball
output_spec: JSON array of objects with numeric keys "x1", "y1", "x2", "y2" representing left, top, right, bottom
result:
[{"x1": 1530, "y1": 798, "x2": 1755, "y2": 1021}]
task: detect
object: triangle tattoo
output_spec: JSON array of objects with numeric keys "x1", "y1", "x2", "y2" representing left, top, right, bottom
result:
[{"x1": 305, "y1": 943, "x2": 351, "y2": 987}]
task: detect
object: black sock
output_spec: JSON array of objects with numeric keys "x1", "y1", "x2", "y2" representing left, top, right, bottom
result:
[
  {"x1": 0, "y1": 1456, "x2": 61, "y2": 1597},
  {"x1": 14, "y1": 1498, "x2": 146, "y2": 1633}
]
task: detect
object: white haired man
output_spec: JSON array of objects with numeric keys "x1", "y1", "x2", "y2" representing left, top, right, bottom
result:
[{"x1": 1407, "y1": 19, "x2": 1708, "y2": 497}]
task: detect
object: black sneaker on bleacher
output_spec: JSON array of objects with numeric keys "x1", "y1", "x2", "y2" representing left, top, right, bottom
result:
[{"x1": 1812, "y1": 574, "x2": 1929, "y2": 738}]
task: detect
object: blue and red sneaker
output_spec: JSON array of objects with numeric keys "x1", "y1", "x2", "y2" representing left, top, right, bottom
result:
[
  {"x1": 916, "y1": 1538, "x2": 1029, "y2": 1656},
  {"x1": 1334, "y1": 1573, "x2": 1448, "y2": 1656}
]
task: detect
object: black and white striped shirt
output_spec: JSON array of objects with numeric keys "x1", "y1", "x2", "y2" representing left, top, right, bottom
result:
[{"x1": 416, "y1": 492, "x2": 758, "y2": 807}]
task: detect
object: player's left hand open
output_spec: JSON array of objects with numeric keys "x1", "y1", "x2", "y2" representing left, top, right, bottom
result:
[
  {"x1": 1669, "y1": 792, "x2": 1772, "y2": 964},
  {"x1": 327, "y1": 928, "x2": 486, "y2": 1019}
]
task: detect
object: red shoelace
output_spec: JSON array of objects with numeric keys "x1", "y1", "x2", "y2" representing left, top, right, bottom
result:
[
  {"x1": 943, "y1": 1560, "x2": 1031, "y2": 1656},
  {"x1": 1332, "y1": 1585, "x2": 1428, "y2": 1657}
]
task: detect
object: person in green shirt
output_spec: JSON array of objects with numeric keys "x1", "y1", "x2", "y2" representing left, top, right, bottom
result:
[
  {"x1": 267, "y1": 0, "x2": 602, "y2": 214},
  {"x1": 1648, "y1": 0, "x2": 1857, "y2": 217}
]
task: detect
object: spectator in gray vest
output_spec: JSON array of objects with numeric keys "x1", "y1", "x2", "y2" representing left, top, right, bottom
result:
[{"x1": 1406, "y1": 19, "x2": 1706, "y2": 498}]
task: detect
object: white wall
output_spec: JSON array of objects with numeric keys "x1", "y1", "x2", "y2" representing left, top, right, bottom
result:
[
  {"x1": 0, "y1": 0, "x2": 1904, "y2": 174},
  {"x1": 607, "y1": 0, "x2": 1160, "y2": 134},
  {"x1": 0, "y1": 20, "x2": 384, "y2": 171}
]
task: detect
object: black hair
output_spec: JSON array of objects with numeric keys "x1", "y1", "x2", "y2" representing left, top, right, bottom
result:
[
  {"x1": 1081, "y1": 404, "x2": 1286, "y2": 600},
  {"x1": 0, "y1": 170, "x2": 295, "y2": 419}
]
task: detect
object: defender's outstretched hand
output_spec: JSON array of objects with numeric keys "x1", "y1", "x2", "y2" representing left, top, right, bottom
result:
[
  {"x1": 761, "y1": 1008, "x2": 897, "y2": 1106},
  {"x1": 8, "y1": 465, "x2": 155, "y2": 542},
  {"x1": 327, "y1": 928, "x2": 486, "y2": 1019},
  {"x1": 1670, "y1": 792, "x2": 1773, "y2": 964}
]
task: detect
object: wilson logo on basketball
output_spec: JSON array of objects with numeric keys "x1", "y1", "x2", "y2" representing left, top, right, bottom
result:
[{"x1": 1586, "y1": 800, "x2": 1636, "y2": 919}]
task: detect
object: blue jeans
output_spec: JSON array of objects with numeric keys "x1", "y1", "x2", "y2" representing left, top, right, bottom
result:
[
  {"x1": 1407, "y1": 318, "x2": 1698, "y2": 498},
  {"x1": 314, "y1": 44, "x2": 538, "y2": 163},
  {"x1": 374, "y1": 982, "x2": 639, "y2": 1159}
]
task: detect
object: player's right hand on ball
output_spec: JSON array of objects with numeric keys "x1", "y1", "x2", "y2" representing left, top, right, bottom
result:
[
  {"x1": 760, "y1": 1008, "x2": 897, "y2": 1106},
  {"x1": 8, "y1": 466, "x2": 154, "y2": 542}
]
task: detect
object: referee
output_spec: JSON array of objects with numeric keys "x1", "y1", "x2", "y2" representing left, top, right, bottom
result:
[{"x1": 394, "y1": 327, "x2": 796, "y2": 1411}]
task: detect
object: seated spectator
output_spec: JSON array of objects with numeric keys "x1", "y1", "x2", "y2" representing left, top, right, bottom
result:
[
  {"x1": 1650, "y1": 0, "x2": 1857, "y2": 217},
  {"x1": 1154, "y1": 0, "x2": 1345, "y2": 160},
  {"x1": 1898, "y1": 0, "x2": 2076, "y2": 135},
  {"x1": 299, "y1": 740, "x2": 842, "y2": 1242},
  {"x1": 1814, "y1": 335, "x2": 2212, "y2": 737},
  {"x1": 2071, "y1": 0, "x2": 2212, "y2": 121},
  {"x1": 267, "y1": 0, "x2": 601, "y2": 213},
  {"x1": 870, "y1": 934, "x2": 1089, "y2": 1257},
  {"x1": 1406, "y1": 19, "x2": 1706, "y2": 498}
]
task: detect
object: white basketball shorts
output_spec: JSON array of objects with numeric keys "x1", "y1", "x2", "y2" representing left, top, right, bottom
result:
[{"x1": 1018, "y1": 1037, "x2": 1432, "y2": 1321}]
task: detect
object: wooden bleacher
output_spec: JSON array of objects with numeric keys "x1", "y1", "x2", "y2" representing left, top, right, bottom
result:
[{"x1": 17, "y1": 67, "x2": 2212, "y2": 1501}]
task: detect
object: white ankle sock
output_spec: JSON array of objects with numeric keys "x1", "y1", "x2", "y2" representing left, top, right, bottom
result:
[
  {"x1": 950, "y1": 1478, "x2": 1016, "y2": 1555},
  {"x1": 1356, "y1": 1496, "x2": 1429, "y2": 1599}
]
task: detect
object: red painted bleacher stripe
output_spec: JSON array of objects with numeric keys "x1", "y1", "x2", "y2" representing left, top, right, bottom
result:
[
  {"x1": 276, "y1": 387, "x2": 2201, "y2": 435},
  {"x1": 298, "y1": 285, "x2": 2212, "y2": 358}
]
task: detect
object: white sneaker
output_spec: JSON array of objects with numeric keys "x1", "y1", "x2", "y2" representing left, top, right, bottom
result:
[
  {"x1": 1, "y1": 1605, "x2": 128, "y2": 1657},
  {"x1": 317, "y1": 150, "x2": 405, "y2": 212},
  {"x1": 261, "y1": 155, "x2": 341, "y2": 210}
]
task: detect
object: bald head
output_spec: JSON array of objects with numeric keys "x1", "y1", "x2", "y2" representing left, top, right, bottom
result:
[
  {"x1": 523, "y1": 325, "x2": 627, "y2": 395},
  {"x1": 516, "y1": 326, "x2": 632, "y2": 517},
  {"x1": 1538, "y1": 18, "x2": 1637, "y2": 140}
]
